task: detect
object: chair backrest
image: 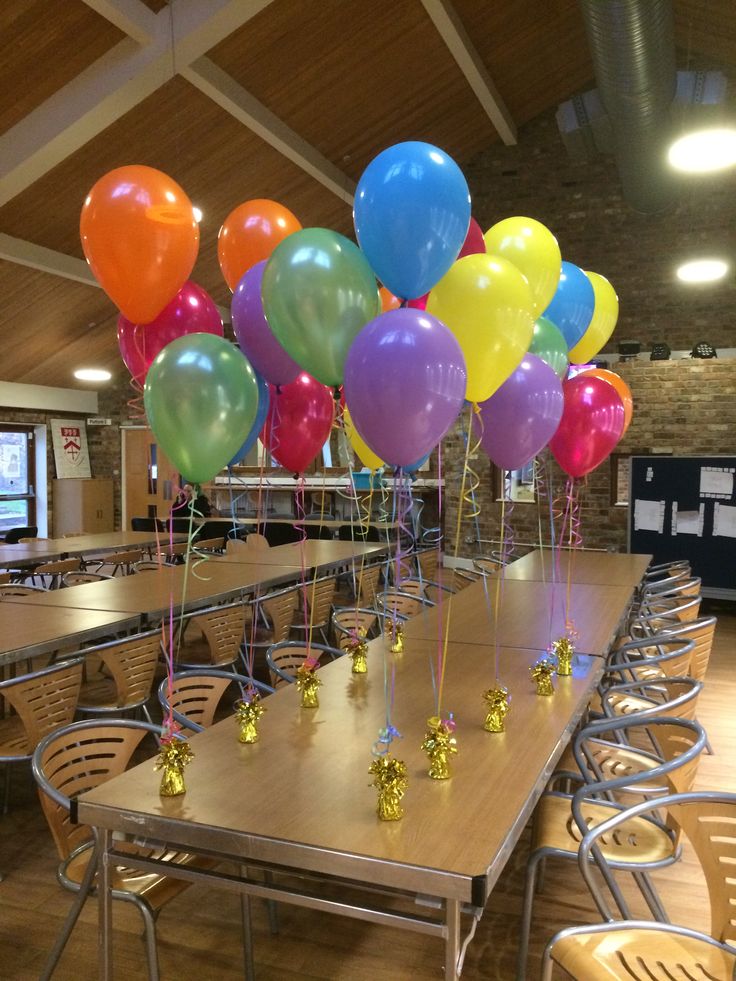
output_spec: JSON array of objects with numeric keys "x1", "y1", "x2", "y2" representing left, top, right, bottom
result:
[
  {"x1": 158, "y1": 669, "x2": 273, "y2": 733},
  {"x1": 0, "y1": 658, "x2": 83, "y2": 755},
  {"x1": 357, "y1": 563, "x2": 381, "y2": 606},
  {"x1": 133, "y1": 558, "x2": 177, "y2": 572},
  {"x1": 303, "y1": 524, "x2": 335, "y2": 540},
  {"x1": 473, "y1": 555, "x2": 502, "y2": 574},
  {"x1": 4, "y1": 526, "x2": 37, "y2": 544},
  {"x1": 100, "y1": 549, "x2": 144, "y2": 575},
  {"x1": 654, "y1": 616, "x2": 717, "y2": 684},
  {"x1": 608, "y1": 634, "x2": 695, "y2": 683},
  {"x1": 183, "y1": 603, "x2": 248, "y2": 667},
  {"x1": 260, "y1": 586, "x2": 300, "y2": 644},
  {"x1": 226, "y1": 537, "x2": 250, "y2": 553},
  {"x1": 263, "y1": 523, "x2": 302, "y2": 546},
  {"x1": 131, "y1": 517, "x2": 164, "y2": 532},
  {"x1": 90, "y1": 631, "x2": 162, "y2": 708},
  {"x1": 35, "y1": 557, "x2": 81, "y2": 576},
  {"x1": 332, "y1": 608, "x2": 379, "y2": 650},
  {"x1": 245, "y1": 533, "x2": 270, "y2": 550},
  {"x1": 304, "y1": 576, "x2": 337, "y2": 628},
  {"x1": 376, "y1": 589, "x2": 432, "y2": 620},
  {"x1": 32, "y1": 719, "x2": 158, "y2": 861},
  {"x1": 337, "y1": 524, "x2": 380, "y2": 542},
  {"x1": 0, "y1": 582, "x2": 47, "y2": 598},
  {"x1": 193, "y1": 537, "x2": 225, "y2": 553},
  {"x1": 416, "y1": 548, "x2": 439, "y2": 581},
  {"x1": 266, "y1": 640, "x2": 343, "y2": 688},
  {"x1": 602, "y1": 676, "x2": 703, "y2": 722},
  {"x1": 62, "y1": 571, "x2": 114, "y2": 586}
]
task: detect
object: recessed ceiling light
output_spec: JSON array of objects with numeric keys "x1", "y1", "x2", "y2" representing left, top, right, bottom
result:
[
  {"x1": 676, "y1": 258, "x2": 729, "y2": 284},
  {"x1": 74, "y1": 368, "x2": 112, "y2": 382},
  {"x1": 193, "y1": 206, "x2": 203, "y2": 223},
  {"x1": 668, "y1": 127, "x2": 736, "y2": 173}
]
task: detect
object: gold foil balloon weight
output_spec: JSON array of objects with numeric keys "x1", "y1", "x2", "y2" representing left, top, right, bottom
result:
[
  {"x1": 369, "y1": 755, "x2": 408, "y2": 821},
  {"x1": 155, "y1": 732, "x2": 194, "y2": 797},
  {"x1": 235, "y1": 690, "x2": 266, "y2": 744},
  {"x1": 530, "y1": 657, "x2": 556, "y2": 696},
  {"x1": 387, "y1": 619, "x2": 404, "y2": 654},
  {"x1": 421, "y1": 714, "x2": 458, "y2": 780},
  {"x1": 551, "y1": 636, "x2": 574, "y2": 676},
  {"x1": 482, "y1": 685, "x2": 510, "y2": 733},
  {"x1": 346, "y1": 637, "x2": 369, "y2": 674},
  {"x1": 296, "y1": 659, "x2": 322, "y2": 708}
]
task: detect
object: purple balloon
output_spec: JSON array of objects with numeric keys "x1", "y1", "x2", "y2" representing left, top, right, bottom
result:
[
  {"x1": 344, "y1": 308, "x2": 467, "y2": 467},
  {"x1": 231, "y1": 260, "x2": 301, "y2": 386},
  {"x1": 474, "y1": 355, "x2": 564, "y2": 470}
]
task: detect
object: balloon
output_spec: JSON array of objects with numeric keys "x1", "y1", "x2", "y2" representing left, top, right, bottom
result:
[
  {"x1": 80, "y1": 165, "x2": 199, "y2": 324},
  {"x1": 228, "y1": 372, "x2": 271, "y2": 467},
  {"x1": 541, "y1": 261, "x2": 595, "y2": 350},
  {"x1": 426, "y1": 253, "x2": 535, "y2": 403},
  {"x1": 549, "y1": 375, "x2": 625, "y2": 478},
  {"x1": 408, "y1": 293, "x2": 428, "y2": 310},
  {"x1": 353, "y1": 141, "x2": 471, "y2": 299},
  {"x1": 458, "y1": 216, "x2": 487, "y2": 259},
  {"x1": 568, "y1": 271, "x2": 619, "y2": 364},
  {"x1": 474, "y1": 355, "x2": 564, "y2": 471},
  {"x1": 405, "y1": 452, "x2": 431, "y2": 473},
  {"x1": 379, "y1": 287, "x2": 402, "y2": 313},
  {"x1": 343, "y1": 309, "x2": 467, "y2": 468},
  {"x1": 344, "y1": 407, "x2": 384, "y2": 471},
  {"x1": 117, "y1": 281, "x2": 223, "y2": 384},
  {"x1": 262, "y1": 228, "x2": 381, "y2": 387},
  {"x1": 144, "y1": 334, "x2": 258, "y2": 485},
  {"x1": 528, "y1": 316, "x2": 568, "y2": 379},
  {"x1": 483, "y1": 217, "x2": 561, "y2": 315},
  {"x1": 218, "y1": 199, "x2": 301, "y2": 291},
  {"x1": 231, "y1": 260, "x2": 301, "y2": 386},
  {"x1": 578, "y1": 368, "x2": 633, "y2": 434},
  {"x1": 260, "y1": 373, "x2": 334, "y2": 475}
]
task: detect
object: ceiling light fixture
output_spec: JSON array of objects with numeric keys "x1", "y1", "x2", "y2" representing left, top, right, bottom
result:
[
  {"x1": 668, "y1": 127, "x2": 736, "y2": 173},
  {"x1": 74, "y1": 368, "x2": 112, "y2": 382},
  {"x1": 676, "y1": 258, "x2": 729, "y2": 284}
]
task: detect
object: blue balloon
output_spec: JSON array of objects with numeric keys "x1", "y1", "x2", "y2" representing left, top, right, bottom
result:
[
  {"x1": 405, "y1": 452, "x2": 430, "y2": 474},
  {"x1": 353, "y1": 141, "x2": 471, "y2": 300},
  {"x1": 541, "y1": 261, "x2": 595, "y2": 350},
  {"x1": 228, "y1": 372, "x2": 270, "y2": 466}
]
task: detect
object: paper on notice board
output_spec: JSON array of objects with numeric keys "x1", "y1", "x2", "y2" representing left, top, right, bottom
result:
[
  {"x1": 671, "y1": 503, "x2": 704, "y2": 536},
  {"x1": 713, "y1": 503, "x2": 736, "y2": 538},
  {"x1": 700, "y1": 468, "x2": 734, "y2": 499},
  {"x1": 634, "y1": 499, "x2": 665, "y2": 533}
]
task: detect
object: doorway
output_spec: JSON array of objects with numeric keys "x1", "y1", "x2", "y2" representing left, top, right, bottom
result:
[{"x1": 121, "y1": 427, "x2": 178, "y2": 529}]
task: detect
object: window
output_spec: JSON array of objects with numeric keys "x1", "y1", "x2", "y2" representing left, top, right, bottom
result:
[
  {"x1": 492, "y1": 461, "x2": 536, "y2": 503},
  {"x1": 0, "y1": 425, "x2": 36, "y2": 532}
]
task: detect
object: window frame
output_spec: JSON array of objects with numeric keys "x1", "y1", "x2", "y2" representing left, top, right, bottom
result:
[{"x1": 0, "y1": 423, "x2": 37, "y2": 529}]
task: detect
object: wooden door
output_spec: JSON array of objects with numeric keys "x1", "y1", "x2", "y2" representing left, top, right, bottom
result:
[{"x1": 121, "y1": 428, "x2": 178, "y2": 529}]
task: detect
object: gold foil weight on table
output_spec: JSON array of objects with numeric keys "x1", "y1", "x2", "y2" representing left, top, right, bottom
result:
[
  {"x1": 420, "y1": 715, "x2": 458, "y2": 780},
  {"x1": 551, "y1": 636, "x2": 574, "y2": 676},
  {"x1": 369, "y1": 754, "x2": 408, "y2": 821},
  {"x1": 482, "y1": 685, "x2": 510, "y2": 733},
  {"x1": 346, "y1": 637, "x2": 369, "y2": 674},
  {"x1": 296, "y1": 660, "x2": 322, "y2": 708},
  {"x1": 235, "y1": 690, "x2": 266, "y2": 744},
  {"x1": 155, "y1": 734, "x2": 194, "y2": 797},
  {"x1": 387, "y1": 619, "x2": 404, "y2": 654},
  {"x1": 530, "y1": 657, "x2": 556, "y2": 696}
]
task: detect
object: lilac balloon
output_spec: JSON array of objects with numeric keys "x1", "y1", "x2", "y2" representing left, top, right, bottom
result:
[
  {"x1": 474, "y1": 355, "x2": 564, "y2": 471},
  {"x1": 344, "y1": 308, "x2": 467, "y2": 467},
  {"x1": 231, "y1": 260, "x2": 301, "y2": 386}
]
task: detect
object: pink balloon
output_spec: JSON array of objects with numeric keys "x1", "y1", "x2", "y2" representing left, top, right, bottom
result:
[
  {"x1": 549, "y1": 375, "x2": 625, "y2": 478},
  {"x1": 407, "y1": 293, "x2": 428, "y2": 310},
  {"x1": 457, "y1": 216, "x2": 486, "y2": 259},
  {"x1": 260, "y1": 373, "x2": 335, "y2": 475},
  {"x1": 117, "y1": 281, "x2": 223, "y2": 383}
]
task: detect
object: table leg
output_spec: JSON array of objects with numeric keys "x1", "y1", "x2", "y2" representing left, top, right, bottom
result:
[
  {"x1": 240, "y1": 866, "x2": 256, "y2": 981},
  {"x1": 445, "y1": 898, "x2": 461, "y2": 980},
  {"x1": 99, "y1": 829, "x2": 113, "y2": 980}
]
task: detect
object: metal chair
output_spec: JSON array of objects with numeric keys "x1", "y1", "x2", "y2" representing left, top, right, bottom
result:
[
  {"x1": 472, "y1": 555, "x2": 503, "y2": 575},
  {"x1": 26, "y1": 557, "x2": 81, "y2": 589},
  {"x1": 173, "y1": 601, "x2": 250, "y2": 670},
  {"x1": 541, "y1": 791, "x2": 736, "y2": 980},
  {"x1": 293, "y1": 576, "x2": 337, "y2": 645},
  {"x1": 266, "y1": 640, "x2": 344, "y2": 688},
  {"x1": 133, "y1": 558, "x2": 177, "y2": 572},
  {"x1": 31, "y1": 718, "x2": 215, "y2": 981},
  {"x1": 158, "y1": 668, "x2": 273, "y2": 733},
  {"x1": 4, "y1": 525, "x2": 37, "y2": 544},
  {"x1": 62, "y1": 571, "x2": 115, "y2": 586},
  {"x1": 76, "y1": 630, "x2": 162, "y2": 723},
  {"x1": 331, "y1": 607, "x2": 384, "y2": 650},
  {"x1": 0, "y1": 582, "x2": 47, "y2": 598},
  {"x1": 87, "y1": 548, "x2": 144, "y2": 577},
  {"x1": 517, "y1": 714, "x2": 707, "y2": 981},
  {"x1": 416, "y1": 548, "x2": 439, "y2": 581},
  {"x1": 241, "y1": 584, "x2": 301, "y2": 676},
  {"x1": 375, "y1": 589, "x2": 434, "y2": 621}
]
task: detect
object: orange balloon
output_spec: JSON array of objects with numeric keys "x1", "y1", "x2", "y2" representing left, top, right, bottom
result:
[
  {"x1": 218, "y1": 199, "x2": 302, "y2": 291},
  {"x1": 379, "y1": 286, "x2": 402, "y2": 312},
  {"x1": 80, "y1": 165, "x2": 199, "y2": 324},
  {"x1": 578, "y1": 368, "x2": 633, "y2": 433}
]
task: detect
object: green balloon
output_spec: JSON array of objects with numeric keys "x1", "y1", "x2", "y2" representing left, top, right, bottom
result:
[
  {"x1": 261, "y1": 227, "x2": 381, "y2": 386},
  {"x1": 144, "y1": 333, "x2": 258, "y2": 485},
  {"x1": 529, "y1": 316, "x2": 568, "y2": 378}
]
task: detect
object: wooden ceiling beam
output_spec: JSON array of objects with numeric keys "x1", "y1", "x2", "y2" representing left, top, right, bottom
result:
[
  {"x1": 419, "y1": 0, "x2": 517, "y2": 145},
  {"x1": 182, "y1": 58, "x2": 355, "y2": 206},
  {"x1": 0, "y1": 0, "x2": 275, "y2": 208},
  {"x1": 79, "y1": 0, "x2": 159, "y2": 44}
]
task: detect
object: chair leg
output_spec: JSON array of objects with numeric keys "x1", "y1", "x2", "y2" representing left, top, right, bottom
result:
[
  {"x1": 136, "y1": 900, "x2": 161, "y2": 981},
  {"x1": 264, "y1": 870, "x2": 279, "y2": 935},
  {"x1": 3, "y1": 763, "x2": 12, "y2": 814},
  {"x1": 39, "y1": 842, "x2": 100, "y2": 981},
  {"x1": 516, "y1": 848, "x2": 543, "y2": 981}
]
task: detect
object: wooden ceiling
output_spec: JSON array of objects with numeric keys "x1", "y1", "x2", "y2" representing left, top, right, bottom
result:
[{"x1": 0, "y1": 0, "x2": 733, "y2": 390}]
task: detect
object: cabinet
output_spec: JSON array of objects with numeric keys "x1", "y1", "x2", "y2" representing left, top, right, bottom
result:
[{"x1": 53, "y1": 478, "x2": 114, "y2": 536}]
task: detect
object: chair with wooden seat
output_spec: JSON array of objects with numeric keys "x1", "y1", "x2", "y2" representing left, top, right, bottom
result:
[
  {"x1": 473, "y1": 554, "x2": 503, "y2": 575},
  {"x1": 416, "y1": 548, "x2": 439, "y2": 582},
  {"x1": 134, "y1": 558, "x2": 177, "y2": 572},
  {"x1": 192, "y1": 536, "x2": 225, "y2": 553},
  {"x1": 266, "y1": 640, "x2": 344, "y2": 688},
  {"x1": 331, "y1": 607, "x2": 384, "y2": 651},
  {"x1": 517, "y1": 714, "x2": 707, "y2": 980},
  {"x1": 0, "y1": 582, "x2": 47, "y2": 598},
  {"x1": 76, "y1": 630, "x2": 162, "y2": 723},
  {"x1": 355, "y1": 562, "x2": 381, "y2": 607},
  {"x1": 4, "y1": 525, "x2": 37, "y2": 544},
  {"x1": 173, "y1": 601, "x2": 250, "y2": 670},
  {"x1": 87, "y1": 548, "x2": 143, "y2": 577},
  {"x1": 241, "y1": 585, "x2": 301, "y2": 678},
  {"x1": 541, "y1": 790, "x2": 736, "y2": 981},
  {"x1": 31, "y1": 718, "x2": 219, "y2": 981},
  {"x1": 26, "y1": 557, "x2": 81, "y2": 589},
  {"x1": 158, "y1": 668, "x2": 274, "y2": 733},
  {"x1": 62, "y1": 570, "x2": 115, "y2": 586},
  {"x1": 375, "y1": 589, "x2": 433, "y2": 621},
  {"x1": 293, "y1": 576, "x2": 337, "y2": 645},
  {"x1": 0, "y1": 657, "x2": 83, "y2": 813}
]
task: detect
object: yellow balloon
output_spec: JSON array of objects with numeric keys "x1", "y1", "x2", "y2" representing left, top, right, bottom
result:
[
  {"x1": 568, "y1": 271, "x2": 619, "y2": 365},
  {"x1": 426, "y1": 254, "x2": 535, "y2": 403},
  {"x1": 483, "y1": 216, "x2": 561, "y2": 315},
  {"x1": 343, "y1": 407, "x2": 384, "y2": 471}
]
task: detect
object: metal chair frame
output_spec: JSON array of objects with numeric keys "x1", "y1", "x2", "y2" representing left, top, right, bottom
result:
[
  {"x1": 157, "y1": 668, "x2": 274, "y2": 733},
  {"x1": 265, "y1": 639, "x2": 344, "y2": 688}
]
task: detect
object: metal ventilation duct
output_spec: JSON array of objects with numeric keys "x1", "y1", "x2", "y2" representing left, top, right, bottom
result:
[{"x1": 579, "y1": 0, "x2": 677, "y2": 213}]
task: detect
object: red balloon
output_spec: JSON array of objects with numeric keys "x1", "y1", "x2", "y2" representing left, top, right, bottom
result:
[
  {"x1": 261, "y1": 373, "x2": 335, "y2": 475},
  {"x1": 117, "y1": 281, "x2": 223, "y2": 383},
  {"x1": 407, "y1": 293, "x2": 428, "y2": 310},
  {"x1": 549, "y1": 375, "x2": 624, "y2": 478},
  {"x1": 457, "y1": 216, "x2": 486, "y2": 260}
]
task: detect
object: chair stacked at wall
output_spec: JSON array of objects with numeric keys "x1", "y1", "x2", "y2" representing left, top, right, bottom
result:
[
  {"x1": 266, "y1": 640, "x2": 344, "y2": 688},
  {"x1": 75, "y1": 630, "x2": 162, "y2": 724},
  {"x1": 541, "y1": 791, "x2": 736, "y2": 980},
  {"x1": 517, "y1": 714, "x2": 708, "y2": 980}
]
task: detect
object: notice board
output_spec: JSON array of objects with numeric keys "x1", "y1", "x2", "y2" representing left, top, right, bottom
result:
[{"x1": 628, "y1": 455, "x2": 736, "y2": 599}]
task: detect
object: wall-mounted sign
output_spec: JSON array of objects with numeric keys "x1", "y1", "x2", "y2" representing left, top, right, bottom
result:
[
  {"x1": 86, "y1": 417, "x2": 112, "y2": 426},
  {"x1": 50, "y1": 418, "x2": 91, "y2": 478}
]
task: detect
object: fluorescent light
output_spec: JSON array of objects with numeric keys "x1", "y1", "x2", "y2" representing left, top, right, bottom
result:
[
  {"x1": 668, "y1": 127, "x2": 736, "y2": 173},
  {"x1": 676, "y1": 258, "x2": 729, "y2": 284},
  {"x1": 74, "y1": 368, "x2": 112, "y2": 382},
  {"x1": 192, "y1": 206, "x2": 203, "y2": 223}
]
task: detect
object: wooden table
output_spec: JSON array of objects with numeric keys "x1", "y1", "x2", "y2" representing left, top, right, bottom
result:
[
  {"x1": 502, "y1": 549, "x2": 651, "y2": 587},
  {"x1": 216, "y1": 539, "x2": 387, "y2": 569},
  {"x1": 0, "y1": 531, "x2": 189, "y2": 568},
  {"x1": 78, "y1": 633, "x2": 603, "y2": 980},
  {"x1": 0, "y1": 605, "x2": 139, "y2": 668}
]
